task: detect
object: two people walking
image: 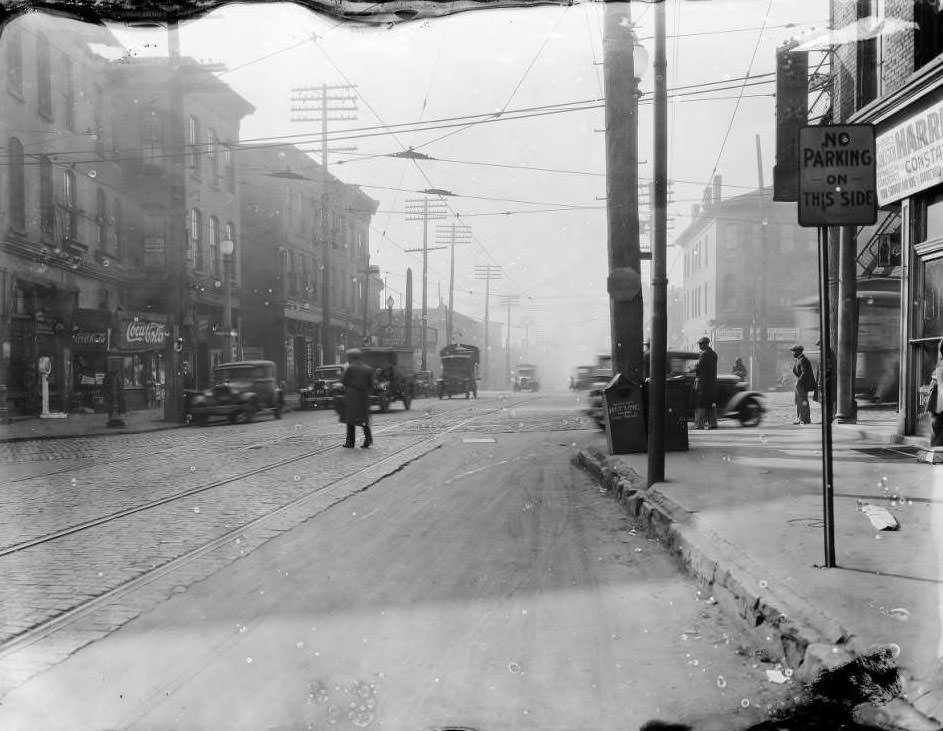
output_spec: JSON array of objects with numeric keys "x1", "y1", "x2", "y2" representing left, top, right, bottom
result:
[{"x1": 791, "y1": 344, "x2": 816, "y2": 425}]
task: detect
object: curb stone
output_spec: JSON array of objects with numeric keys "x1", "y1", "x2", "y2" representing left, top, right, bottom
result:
[{"x1": 575, "y1": 446, "x2": 943, "y2": 731}]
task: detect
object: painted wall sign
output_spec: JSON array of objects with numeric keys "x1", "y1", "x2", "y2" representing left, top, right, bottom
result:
[{"x1": 876, "y1": 98, "x2": 943, "y2": 205}]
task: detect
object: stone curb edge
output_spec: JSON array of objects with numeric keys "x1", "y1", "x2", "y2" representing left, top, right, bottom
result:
[{"x1": 575, "y1": 445, "x2": 943, "y2": 731}]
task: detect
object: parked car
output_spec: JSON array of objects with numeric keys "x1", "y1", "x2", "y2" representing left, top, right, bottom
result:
[
  {"x1": 585, "y1": 351, "x2": 765, "y2": 429},
  {"x1": 299, "y1": 364, "x2": 346, "y2": 409},
  {"x1": 571, "y1": 365, "x2": 595, "y2": 390},
  {"x1": 188, "y1": 360, "x2": 284, "y2": 425}
]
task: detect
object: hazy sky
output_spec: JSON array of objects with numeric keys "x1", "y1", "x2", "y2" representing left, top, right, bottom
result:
[{"x1": 102, "y1": 0, "x2": 828, "y2": 370}]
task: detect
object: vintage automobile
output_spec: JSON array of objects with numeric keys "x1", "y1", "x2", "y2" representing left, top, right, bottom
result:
[
  {"x1": 298, "y1": 364, "x2": 346, "y2": 409},
  {"x1": 571, "y1": 365, "x2": 595, "y2": 390},
  {"x1": 360, "y1": 346, "x2": 416, "y2": 412},
  {"x1": 585, "y1": 351, "x2": 765, "y2": 429},
  {"x1": 412, "y1": 370, "x2": 435, "y2": 398},
  {"x1": 512, "y1": 363, "x2": 539, "y2": 392},
  {"x1": 437, "y1": 343, "x2": 479, "y2": 399},
  {"x1": 188, "y1": 360, "x2": 284, "y2": 426}
]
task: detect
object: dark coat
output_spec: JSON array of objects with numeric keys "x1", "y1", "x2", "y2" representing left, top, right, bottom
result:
[
  {"x1": 793, "y1": 354, "x2": 816, "y2": 393},
  {"x1": 341, "y1": 360, "x2": 374, "y2": 426},
  {"x1": 692, "y1": 346, "x2": 718, "y2": 408}
]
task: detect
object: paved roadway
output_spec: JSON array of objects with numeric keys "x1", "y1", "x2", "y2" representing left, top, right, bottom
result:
[{"x1": 0, "y1": 391, "x2": 806, "y2": 730}]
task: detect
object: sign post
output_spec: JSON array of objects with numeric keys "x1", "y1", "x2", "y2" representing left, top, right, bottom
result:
[{"x1": 798, "y1": 124, "x2": 877, "y2": 568}]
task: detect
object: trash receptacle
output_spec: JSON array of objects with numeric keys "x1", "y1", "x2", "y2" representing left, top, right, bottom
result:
[
  {"x1": 665, "y1": 377, "x2": 689, "y2": 452},
  {"x1": 602, "y1": 373, "x2": 647, "y2": 454}
]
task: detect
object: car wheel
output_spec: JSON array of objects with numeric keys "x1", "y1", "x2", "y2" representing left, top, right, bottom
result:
[
  {"x1": 380, "y1": 398, "x2": 390, "y2": 413},
  {"x1": 738, "y1": 397, "x2": 762, "y2": 427},
  {"x1": 273, "y1": 404, "x2": 283, "y2": 419},
  {"x1": 403, "y1": 396, "x2": 412, "y2": 410},
  {"x1": 228, "y1": 411, "x2": 240, "y2": 424},
  {"x1": 244, "y1": 403, "x2": 258, "y2": 422},
  {"x1": 193, "y1": 413, "x2": 208, "y2": 427}
]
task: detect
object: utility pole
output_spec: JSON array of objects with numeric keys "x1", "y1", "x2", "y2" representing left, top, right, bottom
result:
[
  {"x1": 501, "y1": 294, "x2": 521, "y2": 388},
  {"x1": 755, "y1": 135, "x2": 768, "y2": 390},
  {"x1": 289, "y1": 83, "x2": 357, "y2": 364},
  {"x1": 647, "y1": 0, "x2": 668, "y2": 483},
  {"x1": 603, "y1": 0, "x2": 646, "y2": 385},
  {"x1": 435, "y1": 222, "x2": 472, "y2": 345},
  {"x1": 405, "y1": 197, "x2": 448, "y2": 370},
  {"x1": 473, "y1": 265, "x2": 502, "y2": 390},
  {"x1": 164, "y1": 19, "x2": 186, "y2": 423}
]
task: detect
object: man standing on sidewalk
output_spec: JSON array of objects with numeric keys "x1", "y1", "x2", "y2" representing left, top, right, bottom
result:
[
  {"x1": 791, "y1": 344, "x2": 816, "y2": 425},
  {"x1": 691, "y1": 336, "x2": 718, "y2": 430}
]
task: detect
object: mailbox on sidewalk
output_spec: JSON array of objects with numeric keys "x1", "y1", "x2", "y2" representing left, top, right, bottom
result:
[{"x1": 602, "y1": 374, "x2": 647, "y2": 454}]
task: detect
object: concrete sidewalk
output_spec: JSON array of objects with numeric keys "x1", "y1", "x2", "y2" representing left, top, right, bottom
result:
[
  {"x1": 578, "y1": 413, "x2": 943, "y2": 731},
  {"x1": 0, "y1": 395, "x2": 304, "y2": 443}
]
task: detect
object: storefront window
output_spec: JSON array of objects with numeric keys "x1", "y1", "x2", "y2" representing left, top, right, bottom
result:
[{"x1": 919, "y1": 255, "x2": 943, "y2": 340}]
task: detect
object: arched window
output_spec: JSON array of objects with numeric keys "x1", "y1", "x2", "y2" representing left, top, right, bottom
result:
[
  {"x1": 37, "y1": 34, "x2": 52, "y2": 118},
  {"x1": 8, "y1": 138, "x2": 25, "y2": 231},
  {"x1": 187, "y1": 116, "x2": 201, "y2": 175}
]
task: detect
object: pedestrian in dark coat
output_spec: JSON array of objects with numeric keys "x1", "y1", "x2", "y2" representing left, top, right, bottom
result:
[
  {"x1": 791, "y1": 344, "x2": 816, "y2": 425},
  {"x1": 690, "y1": 336, "x2": 718, "y2": 429},
  {"x1": 732, "y1": 357, "x2": 747, "y2": 382},
  {"x1": 341, "y1": 348, "x2": 374, "y2": 448}
]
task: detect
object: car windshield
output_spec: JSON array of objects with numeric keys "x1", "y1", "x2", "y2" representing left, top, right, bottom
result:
[
  {"x1": 9, "y1": 3, "x2": 928, "y2": 730},
  {"x1": 215, "y1": 365, "x2": 266, "y2": 382}
]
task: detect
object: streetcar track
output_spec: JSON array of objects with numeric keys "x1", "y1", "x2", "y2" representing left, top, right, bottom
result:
[{"x1": 0, "y1": 397, "x2": 541, "y2": 655}]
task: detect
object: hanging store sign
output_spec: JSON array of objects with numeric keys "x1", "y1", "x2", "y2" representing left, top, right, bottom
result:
[
  {"x1": 714, "y1": 327, "x2": 743, "y2": 342},
  {"x1": 875, "y1": 99, "x2": 943, "y2": 205},
  {"x1": 798, "y1": 124, "x2": 877, "y2": 227},
  {"x1": 768, "y1": 327, "x2": 800, "y2": 342}
]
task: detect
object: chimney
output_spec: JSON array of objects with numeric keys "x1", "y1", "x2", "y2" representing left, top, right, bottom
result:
[
  {"x1": 691, "y1": 204, "x2": 700, "y2": 220},
  {"x1": 702, "y1": 186, "x2": 713, "y2": 211},
  {"x1": 712, "y1": 175, "x2": 722, "y2": 205}
]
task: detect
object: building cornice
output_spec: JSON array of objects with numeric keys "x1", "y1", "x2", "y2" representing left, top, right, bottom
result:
[{"x1": 850, "y1": 56, "x2": 943, "y2": 127}]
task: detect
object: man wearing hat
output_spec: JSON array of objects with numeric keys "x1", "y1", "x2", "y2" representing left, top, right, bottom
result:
[
  {"x1": 690, "y1": 336, "x2": 718, "y2": 429},
  {"x1": 791, "y1": 344, "x2": 816, "y2": 425},
  {"x1": 341, "y1": 348, "x2": 374, "y2": 448}
]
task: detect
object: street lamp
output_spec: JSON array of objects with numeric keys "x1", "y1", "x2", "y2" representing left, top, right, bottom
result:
[{"x1": 220, "y1": 237, "x2": 235, "y2": 362}]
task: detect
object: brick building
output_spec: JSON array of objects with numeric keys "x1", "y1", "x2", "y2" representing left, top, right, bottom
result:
[{"x1": 821, "y1": 0, "x2": 943, "y2": 436}]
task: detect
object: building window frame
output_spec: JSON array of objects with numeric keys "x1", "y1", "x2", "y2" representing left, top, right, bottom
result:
[
  {"x1": 8, "y1": 137, "x2": 25, "y2": 231},
  {"x1": 6, "y1": 27, "x2": 23, "y2": 99},
  {"x1": 189, "y1": 208, "x2": 203, "y2": 270},
  {"x1": 37, "y1": 34, "x2": 52, "y2": 120}
]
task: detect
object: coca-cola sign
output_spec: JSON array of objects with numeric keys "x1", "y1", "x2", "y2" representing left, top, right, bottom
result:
[{"x1": 120, "y1": 317, "x2": 168, "y2": 351}]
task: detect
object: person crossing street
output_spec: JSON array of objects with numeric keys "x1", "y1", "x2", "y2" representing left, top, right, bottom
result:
[{"x1": 341, "y1": 348, "x2": 374, "y2": 449}]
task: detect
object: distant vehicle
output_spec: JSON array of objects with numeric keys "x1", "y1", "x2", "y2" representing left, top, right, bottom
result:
[
  {"x1": 359, "y1": 346, "x2": 416, "y2": 412},
  {"x1": 512, "y1": 363, "x2": 539, "y2": 392},
  {"x1": 413, "y1": 370, "x2": 435, "y2": 398},
  {"x1": 188, "y1": 360, "x2": 284, "y2": 426},
  {"x1": 298, "y1": 364, "x2": 345, "y2": 409},
  {"x1": 586, "y1": 351, "x2": 765, "y2": 429},
  {"x1": 571, "y1": 365, "x2": 595, "y2": 390},
  {"x1": 437, "y1": 343, "x2": 479, "y2": 399}
]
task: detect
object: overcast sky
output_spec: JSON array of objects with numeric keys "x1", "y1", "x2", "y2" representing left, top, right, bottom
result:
[{"x1": 102, "y1": 0, "x2": 828, "y2": 373}]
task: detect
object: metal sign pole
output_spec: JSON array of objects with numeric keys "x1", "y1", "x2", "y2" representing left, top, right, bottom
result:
[{"x1": 817, "y1": 225, "x2": 836, "y2": 567}]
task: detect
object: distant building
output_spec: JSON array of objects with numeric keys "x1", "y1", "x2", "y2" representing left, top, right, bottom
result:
[{"x1": 676, "y1": 178, "x2": 818, "y2": 388}]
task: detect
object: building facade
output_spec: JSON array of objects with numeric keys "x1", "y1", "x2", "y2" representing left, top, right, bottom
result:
[
  {"x1": 238, "y1": 144, "x2": 379, "y2": 391},
  {"x1": 0, "y1": 13, "x2": 379, "y2": 415},
  {"x1": 825, "y1": 0, "x2": 943, "y2": 437},
  {"x1": 676, "y1": 179, "x2": 819, "y2": 389}
]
